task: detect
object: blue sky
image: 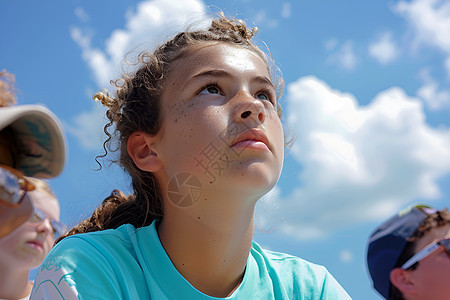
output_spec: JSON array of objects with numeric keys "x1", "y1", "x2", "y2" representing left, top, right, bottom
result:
[{"x1": 2, "y1": 0, "x2": 450, "y2": 299}]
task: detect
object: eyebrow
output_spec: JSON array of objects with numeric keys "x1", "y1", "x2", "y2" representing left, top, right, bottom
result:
[{"x1": 187, "y1": 69, "x2": 275, "y2": 90}]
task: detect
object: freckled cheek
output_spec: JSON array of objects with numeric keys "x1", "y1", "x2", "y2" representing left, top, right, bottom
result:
[{"x1": 170, "y1": 102, "x2": 225, "y2": 134}]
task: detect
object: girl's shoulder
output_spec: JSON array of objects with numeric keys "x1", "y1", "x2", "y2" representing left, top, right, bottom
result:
[
  {"x1": 251, "y1": 240, "x2": 327, "y2": 273},
  {"x1": 61, "y1": 223, "x2": 137, "y2": 246},
  {"x1": 30, "y1": 223, "x2": 154, "y2": 300},
  {"x1": 48, "y1": 222, "x2": 155, "y2": 265}
]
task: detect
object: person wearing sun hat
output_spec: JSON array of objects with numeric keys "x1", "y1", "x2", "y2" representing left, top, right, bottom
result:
[
  {"x1": 0, "y1": 70, "x2": 67, "y2": 299},
  {"x1": 0, "y1": 70, "x2": 66, "y2": 238},
  {"x1": 367, "y1": 204, "x2": 450, "y2": 300}
]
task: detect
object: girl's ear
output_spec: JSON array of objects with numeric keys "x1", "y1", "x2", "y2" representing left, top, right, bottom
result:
[
  {"x1": 390, "y1": 268, "x2": 418, "y2": 296},
  {"x1": 127, "y1": 131, "x2": 162, "y2": 172}
]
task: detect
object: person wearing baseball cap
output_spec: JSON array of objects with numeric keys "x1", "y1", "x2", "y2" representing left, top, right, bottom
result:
[
  {"x1": 366, "y1": 204, "x2": 450, "y2": 300},
  {"x1": 0, "y1": 70, "x2": 66, "y2": 238}
]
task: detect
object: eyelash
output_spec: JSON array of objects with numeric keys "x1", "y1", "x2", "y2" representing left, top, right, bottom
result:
[
  {"x1": 197, "y1": 82, "x2": 222, "y2": 96},
  {"x1": 197, "y1": 82, "x2": 276, "y2": 105},
  {"x1": 255, "y1": 88, "x2": 276, "y2": 105}
]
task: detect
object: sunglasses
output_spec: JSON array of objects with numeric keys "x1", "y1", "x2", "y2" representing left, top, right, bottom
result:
[
  {"x1": 29, "y1": 206, "x2": 67, "y2": 237},
  {"x1": 401, "y1": 238, "x2": 450, "y2": 269},
  {"x1": 0, "y1": 164, "x2": 35, "y2": 207}
]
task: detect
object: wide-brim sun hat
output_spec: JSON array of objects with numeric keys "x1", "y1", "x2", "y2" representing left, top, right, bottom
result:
[{"x1": 0, "y1": 105, "x2": 66, "y2": 178}]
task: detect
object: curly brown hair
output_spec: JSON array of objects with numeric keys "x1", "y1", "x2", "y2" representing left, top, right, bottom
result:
[
  {"x1": 56, "y1": 13, "x2": 284, "y2": 244},
  {"x1": 0, "y1": 70, "x2": 17, "y2": 107}
]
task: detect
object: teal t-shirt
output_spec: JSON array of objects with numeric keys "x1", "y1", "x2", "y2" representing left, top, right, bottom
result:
[{"x1": 30, "y1": 221, "x2": 351, "y2": 299}]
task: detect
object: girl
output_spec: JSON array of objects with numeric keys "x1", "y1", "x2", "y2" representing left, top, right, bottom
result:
[
  {"x1": 0, "y1": 177, "x2": 64, "y2": 300},
  {"x1": 31, "y1": 14, "x2": 350, "y2": 299}
]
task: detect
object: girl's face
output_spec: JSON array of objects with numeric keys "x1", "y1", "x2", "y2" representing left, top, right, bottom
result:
[
  {"x1": 153, "y1": 43, "x2": 284, "y2": 200},
  {"x1": 0, "y1": 189, "x2": 59, "y2": 270}
]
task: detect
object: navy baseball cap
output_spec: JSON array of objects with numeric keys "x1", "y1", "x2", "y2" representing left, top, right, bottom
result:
[{"x1": 366, "y1": 204, "x2": 436, "y2": 299}]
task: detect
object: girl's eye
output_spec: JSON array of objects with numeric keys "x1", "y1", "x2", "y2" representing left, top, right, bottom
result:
[
  {"x1": 256, "y1": 90, "x2": 275, "y2": 104},
  {"x1": 29, "y1": 213, "x2": 43, "y2": 223},
  {"x1": 256, "y1": 93, "x2": 269, "y2": 101},
  {"x1": 199, "y1": 85, "x2": 221, "y2": 95}
]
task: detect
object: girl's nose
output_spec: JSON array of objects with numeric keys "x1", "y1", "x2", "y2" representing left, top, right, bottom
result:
[
  {"x1": 35, "y1": 218, "x2": 53, "y2": 235},
  {"x1": 233, "y1": 91, "x2": 266, "y2": 126}
]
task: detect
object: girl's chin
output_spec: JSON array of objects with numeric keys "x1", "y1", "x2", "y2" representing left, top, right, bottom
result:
[
  {"x1": 173, "y1": 161, "x2": 280, "y2": 195},
  {"x1": 214, "y1": 170, "x2": 277, "y2": 193}
]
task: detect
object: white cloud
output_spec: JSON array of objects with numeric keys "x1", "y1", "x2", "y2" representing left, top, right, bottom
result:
[
  {"x1": 340, "y1": 250, "x2": 353, "y2": 263},
  {"x1": 258, "y1": 76, "x2": 450, "y2": 240},
  {"x1": 69, "y1": 0, "x2": 208, "y2": 150},
  {"x1": 325, "y1": 38, "x2": 338, "y2": 51},
  {"x1": 393, "y1": 0, "x2": 450, "y2": 110},
  {"x1": 75, "y1": 7, "x2": 89, "y2": 23},
  {"x1": 281, "y1": 3, "x2": 291, "y2": 19},
  {"x1": 71, "y1": 0, "x2": 207, "y2": 88},
  {"x1": 255, "y1": 186, "x2": 281, "y2": 231},
  {"x1": 416, "y1": 68, "x2": 450, "y2": 110},
  {"x1": 70, "y1": 27, "x2": 114, "y2": 89},
  {"x1": 394, "y1": 0, "x2": 450, "y2": 53},
  {"x1": 65, "y1": 104, "x2": 108, "y2": 150},
  {"x1": 446, "y1": 57, "x2": 450, "y2": 79},
  {"x1": 327, "y1": 41, "x2": 357, "y2": 70},
  {"x1": 368, "y1": 31, "x2": 399, "y2": 65},
  {"x1": 254, "y1": 10, "x2": 278, "y2": 28}
]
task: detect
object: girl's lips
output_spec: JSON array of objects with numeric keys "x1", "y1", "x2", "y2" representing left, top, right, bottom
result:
[
  {"x1": 27, "y1": 240, "x2": 44, "y2": 252},
  {"x1": 230, "y1": 129, "x2": 271, "y2": 151},
  {"x1": 231, "y1": 139, "x2": 270, "y2": 150}
]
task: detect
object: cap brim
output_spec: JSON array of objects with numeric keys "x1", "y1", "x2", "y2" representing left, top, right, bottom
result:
[{"x1": 0, "y1": 105, "x2": 66, "y2": 178}]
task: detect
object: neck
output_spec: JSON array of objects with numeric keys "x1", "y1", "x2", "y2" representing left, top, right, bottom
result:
[
  {"x1": 158, "y1": 189, "x2": 257, "y2": 297},
  {"x1": 0, "y1": 262, "x2": 31, "y2": 299}
]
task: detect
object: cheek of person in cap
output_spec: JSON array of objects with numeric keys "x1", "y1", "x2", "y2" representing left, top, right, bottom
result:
[{"x1": 367, "y1": 204, "x2": 450, "y2": 300}]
